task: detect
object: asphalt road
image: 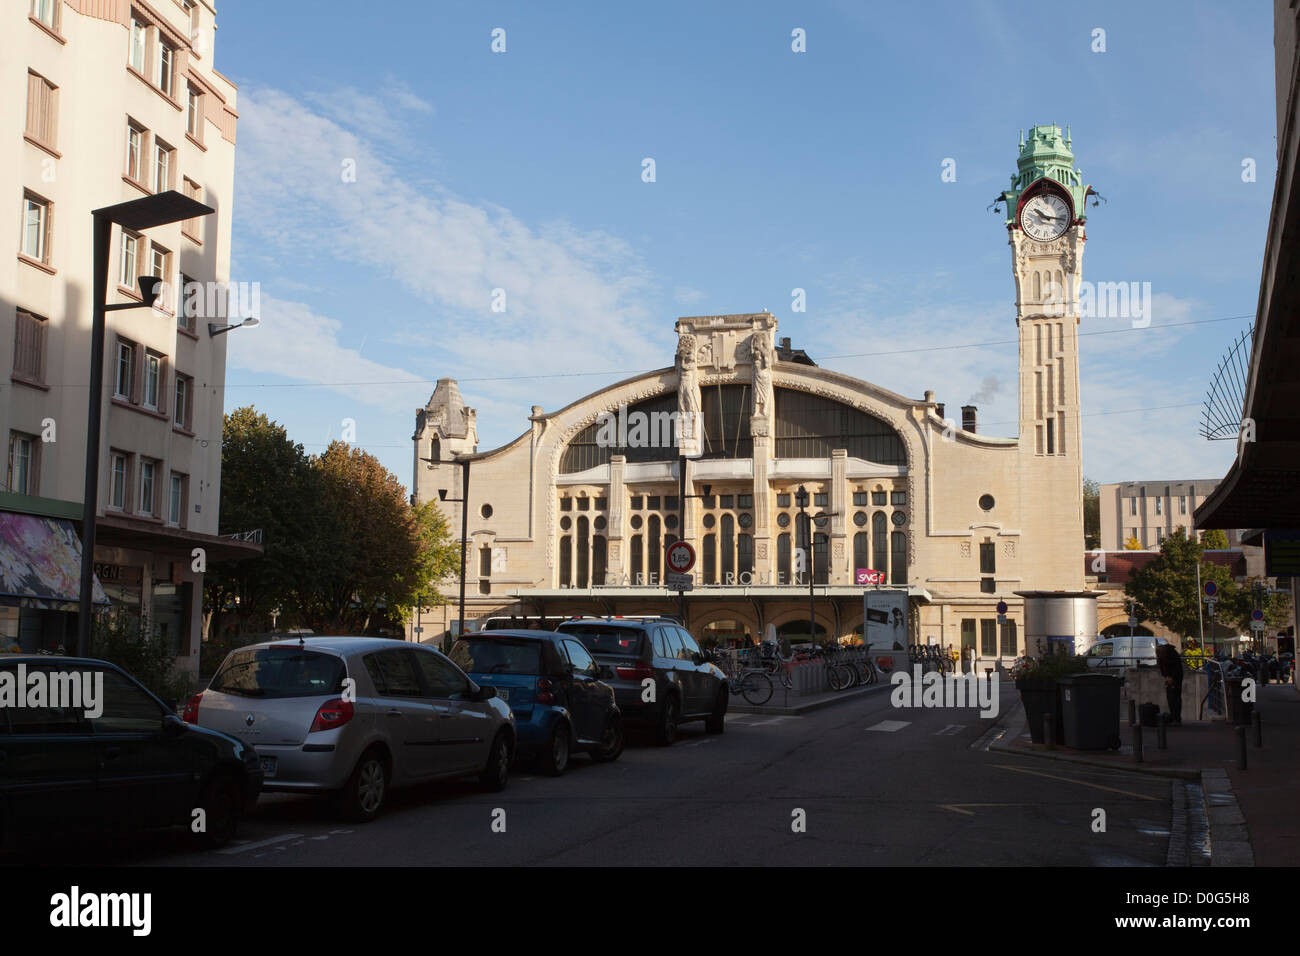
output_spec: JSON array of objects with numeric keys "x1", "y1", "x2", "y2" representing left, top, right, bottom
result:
[{"x1": 20, "y1": 683, "x2": 1176, "y2": 866}]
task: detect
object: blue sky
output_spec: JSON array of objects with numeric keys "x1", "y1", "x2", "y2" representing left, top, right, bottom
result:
[{"x1": 215, "y1": 0, "x2": 1276, "y2": 490}]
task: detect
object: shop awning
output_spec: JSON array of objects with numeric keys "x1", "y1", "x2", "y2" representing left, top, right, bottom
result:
[{"x1": 0, "y1": 512, "x2": 108, "y2": 606}]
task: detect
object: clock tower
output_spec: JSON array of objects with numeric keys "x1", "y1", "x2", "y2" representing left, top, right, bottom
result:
[{"x1": 1002, "y1": 124, "x2": 1089, "y2": 587}]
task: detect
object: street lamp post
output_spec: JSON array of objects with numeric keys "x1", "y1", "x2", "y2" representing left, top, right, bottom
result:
[
  {"x1": 437, "y1": 455, "x2": 471, "y2": 645},
  {"x1": 794, "y1": 485, "x2": 838, "y2": 646},
  {"x1": 77, "y1": 191, "x2": 214, "y2": 657},
  {"x1": 675, "y1": 454, "x2": 711, "y2": 627}
]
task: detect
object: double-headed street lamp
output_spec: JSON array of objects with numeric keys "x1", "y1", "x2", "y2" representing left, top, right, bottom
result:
[
  {"x1": 794, "y1": 485, "x2": 836, "y2": 645},
  {"x1": 77, "y1": 191, "x2": 214, "y2": 657}
]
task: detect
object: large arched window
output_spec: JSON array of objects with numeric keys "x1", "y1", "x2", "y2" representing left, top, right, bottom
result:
[{"x1": 774, "y1": 388, "x2": 905, "y2": 463}]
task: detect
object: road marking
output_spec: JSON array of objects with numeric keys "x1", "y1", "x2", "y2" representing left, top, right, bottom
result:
[
  {"x1": 993, "y1": 764, "x2": 1162, "y2": 801},
  {"x1": 748, "y1": 716, "x2": 792, "y2": 727},
  {"x1": 867, "y1": 720, "x2": 911, "y2": 732},
  {"x1": 218, "y1": 833, "x2": 305, "y2": 855},
  {"x1": 935, "y1": 724, "x2": 964, "y2": 736},
  {"x1": 681, "y1": 738, "x2": 718, "y2": 748},
  {"x1": 939, "y1": 803, "x2": 1030, "y2": 816}
]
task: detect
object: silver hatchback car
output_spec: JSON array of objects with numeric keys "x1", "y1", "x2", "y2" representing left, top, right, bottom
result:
[{"x1": 185, "y1": 637, "x2": 515, "y2": 821}]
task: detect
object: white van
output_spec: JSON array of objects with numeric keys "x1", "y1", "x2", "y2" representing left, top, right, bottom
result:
[{"x1": 1085, "y1": 635, "x2": 1171, "y2": 668}]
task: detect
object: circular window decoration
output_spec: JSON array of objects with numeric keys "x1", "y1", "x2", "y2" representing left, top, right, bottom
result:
[
  {"x1": 738, "y1": 512, "x2": 753, "y2": 530},
  {"x1": 594, "y1": 515, "x2": 607, "y2": 531},
  {"x1": 777, "y1": 512, "x2": 791, "y2": 528},
  {"x1": 480, "y1": 503, "x2": 493, "y2": 519},
  {"x1": 665, "y1": 514, "x2": 679, "y2": 530},
  {"x1": 702, "y1": 513, "x2": 716, "y2": 529},
  {"x1": 630, "y1": 514, "x2": 643, "y2": 530},
  {"x1": 853, "y1": 511, "x2": 868, "y2": 527},
  {"x1": 979, "y1": 494, "x2": 995, "y2": 511},
  {"x1": 891, "y1": 511, "x2": 907, "y2": 526},
  {"x1": 560, "y1": 516, "x2": 572, "y2": 531}
]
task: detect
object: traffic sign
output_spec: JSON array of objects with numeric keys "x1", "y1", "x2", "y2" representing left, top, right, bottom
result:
[
  {"x1": 1251, "y1": 608, "x2": 1265, "y2": 622},
  {"x1": 666, "y1": 540, "x2": 695, "y2": 574},
  {"x1": 995, "y1": 600, "x2": 1008, "y2": 615},
  {"x1": 1250, "y1": 620, "x2": 1266, "y2": 632},
  {"x1": 1203, "y1": 580, "x2": 1218, "y2": 599},
  {"x1": 665, "y1": 571, "x2": 693, "y2": 591}
]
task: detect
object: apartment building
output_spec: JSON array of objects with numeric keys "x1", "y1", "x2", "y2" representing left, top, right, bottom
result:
[
  {"x1": 1098, "y1": 479, "x2": 1250, "y2": 552},
  {"x1": 0, "y1": 0, "x2": 255, "y2": 672}
]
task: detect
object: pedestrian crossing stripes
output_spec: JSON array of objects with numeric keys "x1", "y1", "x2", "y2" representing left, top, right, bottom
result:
[{"x1": 866, "y1": 720, "x2": 911, "y2": 732}]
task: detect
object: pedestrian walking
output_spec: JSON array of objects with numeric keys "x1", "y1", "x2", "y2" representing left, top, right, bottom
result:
[{"x1": 1157, "y1": 642, "x2": 1184, "y2": 725}]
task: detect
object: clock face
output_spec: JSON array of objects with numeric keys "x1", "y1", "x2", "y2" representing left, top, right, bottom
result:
[{"x1": 1020, "y1": 192, "x2": 1071, "y2": 241}]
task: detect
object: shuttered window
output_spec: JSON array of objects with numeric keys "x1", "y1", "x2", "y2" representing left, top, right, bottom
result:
[
  {"x1": 25, "y1": 71, "x2": 57, "y2": 147},
  {"x1": 12, "y1": 310, "x2": 46, "y2": 383}
]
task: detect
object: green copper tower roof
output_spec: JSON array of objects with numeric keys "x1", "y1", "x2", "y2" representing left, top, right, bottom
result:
[{"x1": 1001, "y1": 124, "x2": 1090, "y2": 226}]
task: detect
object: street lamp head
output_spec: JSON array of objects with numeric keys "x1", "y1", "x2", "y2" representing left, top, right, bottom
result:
[
  {"x1": 701, "y1": 484, "x2": 712, "y2": 498},
  {"x1": 241, "y1": 315, "x2": 260, "y2": 328},
  {"x1": 438, "y1": 489, "x2": 449, "y2": 501},
  {"x1": 795, "y1": 485, "x2": 809, "y2": 508},
  {"x1": 137, "y1": 275, "x2": 165, "y2": 305}
]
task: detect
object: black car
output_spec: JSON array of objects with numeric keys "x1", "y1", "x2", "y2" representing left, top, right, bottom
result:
[
  {"x1": 0, "y1": 656, "x2": 262, "y2": 849},
  {"x1": 554, "y1": 617, "x2": 728, "y2": 745},
  {"x1": 450, "y1": 630, "x2": 623, "y2": 775}
]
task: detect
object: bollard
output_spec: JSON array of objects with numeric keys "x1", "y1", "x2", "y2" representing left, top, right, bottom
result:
[
  {"x1": 1157, "y1": 713, "x2": 1167, "y2": 750},
  {"x1": 1253, "y1": 710, "x2": 1262, "y2": 748},
  {"x1": 1236, "y1": 725, "x2": 1248, "y2": 770},
  {"x1": 1133, "y1": 722, "x2": 1143, "y2": 763},
  {"x1": 1044, "y1": 712, "x2": 1055, "y2": 750},
  {"x1": 1128, "y1": 699, "x2": 1137, "y2": 727}
]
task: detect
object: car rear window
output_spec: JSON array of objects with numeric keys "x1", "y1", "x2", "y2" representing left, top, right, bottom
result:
[
  {"x1": 559, "y1": 625, "x2": 646, "y2": 656},
  {"x1": 209, "y1": 647, "x2": 346, "y2": 698},
  {"x1": 450, "y1": 638, "x2": 543, "y2": 675}
]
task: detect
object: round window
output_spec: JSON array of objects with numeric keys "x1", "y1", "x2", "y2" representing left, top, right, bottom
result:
[
  {"x1": 594, "y1": 515, "x2": 607, "y2": 531},
  {"x1": 560, "y1": 516, "x2": 571, "y2": 531},
  {"x1": 702, "y1": 513, "x2": 716, "y2": 529},
  {"x1": 665, "y1": 513, "x2": 679, "y2": 530},
  {"x1": 630, "y1": 514, "x2": 643, "y2": 530},
  {"x1": 853, "y1": 511, "x2": 868, "y2": 527},
  {"x1": 480, "y1": 503, "x2": 493, "y2": 519},
  {"x1": 738, "y1": 513, "x2": 753, "y2": 530},
  {"x1": 891, "y1": 511, "x2": 907, "y2": 526},
  {"x1": 777, "y1": 512, "x2": 791, "y2": 528},
  {"x1": 979, "y1": 494, "x2": 995, "y2": 511}
]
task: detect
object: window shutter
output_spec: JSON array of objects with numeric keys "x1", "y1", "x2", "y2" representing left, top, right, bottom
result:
[
  {"x1": 26, "y1": 72, "x2": 39, "y2": 138},
  {"x1": 13, "y1": 312, "x2": 30, "y2": 377}
]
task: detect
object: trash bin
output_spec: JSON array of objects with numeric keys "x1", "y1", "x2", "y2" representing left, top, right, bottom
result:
[
  {"x1": 1057, "y1": 673, "x2": 1123, "y2": 750},
  {"x1": 1224, "y1": 676, "x2": 1254, "y2": 726}
]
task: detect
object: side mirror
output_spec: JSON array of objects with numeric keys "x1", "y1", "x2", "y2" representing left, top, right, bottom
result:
[
  {"x1": 162, "y1": 713, "x2": 187, "y2": 734},
  {"x1": 472, "y1": 684, "x2": 497, "y2": 701}
]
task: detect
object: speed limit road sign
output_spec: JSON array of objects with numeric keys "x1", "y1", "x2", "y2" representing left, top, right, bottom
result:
[{"x1": 666, "y1": 540, "x2": 695, "y2": 574}]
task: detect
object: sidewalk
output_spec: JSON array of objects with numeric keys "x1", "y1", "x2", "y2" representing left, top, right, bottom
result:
[
  {"x1": 729, "y1": 680, "x2": 891, "y2": 715},
  {"x1": 989, "y1": 681, "x2": 1300, "y2": 865}
]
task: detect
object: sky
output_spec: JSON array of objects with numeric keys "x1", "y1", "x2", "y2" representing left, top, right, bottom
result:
[{"x1": 213, "y1": 0, "x2": 1277, "y2": 491}]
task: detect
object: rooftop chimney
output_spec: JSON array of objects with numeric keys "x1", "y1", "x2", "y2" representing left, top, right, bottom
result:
[
  {"x1": 780, "y1": 337, "x2": 791, "y2": 351},
  {"x1": 961, "y1": 405, "x2": 977, "y2": 433}
]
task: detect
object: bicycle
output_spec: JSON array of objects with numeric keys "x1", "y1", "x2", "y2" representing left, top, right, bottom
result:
[{"x1": 707, "y1": 650, "x2": 774, "y2": 706}]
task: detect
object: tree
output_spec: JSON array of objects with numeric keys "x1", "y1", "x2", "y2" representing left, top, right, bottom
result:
[
  {"x1": 1124, "y1": 528, "x2": 1237, "y2": 641},
  {"x1": 302, "y1": 442, "x2": 455, "y2": 633},
  {"x1": 1220, "y1": 578, "x2": 1293, "y2": 636},
  {"x1": 1201, "y1": 528, "x2": 1228, "y2": 550},
  {"x1": 203, "y1": 407, "x2": 335, "y2": 639},
  {"x1": 1082, "y1": 478, "x2": 1100, "y2": 550},
  {"x1": 1123, "y1": 536, "x2": 1144, "y2": 550}
]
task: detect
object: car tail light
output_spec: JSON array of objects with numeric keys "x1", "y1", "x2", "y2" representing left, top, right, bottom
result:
[
  {"x1": 309, "y1": 698, "x2": 354, "y2": 733},
  {"x1": 181, "y1": 692, "x2": 204, "y2": 724},
  {"x1": 615, "y1": 661, "x2": 654, "y2": 682},
  {"x1": 536, "y1": 677, "x2": 554, "y2": 704}
]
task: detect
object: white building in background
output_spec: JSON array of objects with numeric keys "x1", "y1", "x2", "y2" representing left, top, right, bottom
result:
[{"x1": 0, "y1": 0, "x2": 257, "y2": 672}]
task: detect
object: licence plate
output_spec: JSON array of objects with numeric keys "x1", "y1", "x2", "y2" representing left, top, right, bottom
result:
[
  {"x1": 494, "y1": 687, "x2": 510, "y2": 703},
  {"x1": 259, "y1": 757, "x2": 277, "y2": 777}
]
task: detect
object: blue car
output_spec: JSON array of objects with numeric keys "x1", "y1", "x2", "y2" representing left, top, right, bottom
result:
[{"x1": 449, "y1": 630, "x2": 623, "y2": 775}]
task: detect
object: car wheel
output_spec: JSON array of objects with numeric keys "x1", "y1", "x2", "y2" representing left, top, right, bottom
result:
[
  {"x1": 655, "y1": 695, "x2": 680, "y2": 747},
  {"x1": 591, "y1": 713, "x2": 625, "y2": 763},
  {"x1": 340, "y1": 748, "x2": 389, "y2": 823},
  {"x1": 479, "y1": 731, "x2": 511, "y2": 792},
  {"x1": 538, "y1": 720, "x2": 571, "y2": 776},
  {"x1": 705, "y1": 689, "x2": 727, "y2": 734},
  {"x1": 193, "y1": 771, "x2": 242, "y2": 849}
]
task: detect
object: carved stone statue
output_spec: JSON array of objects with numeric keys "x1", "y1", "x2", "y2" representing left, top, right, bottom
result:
[
  {"x1": 677, "y1": 334, "x2": 702, "y2": 456},
  {"x1": 749, "y1": 331, "x2": 774, "y2": 436}
]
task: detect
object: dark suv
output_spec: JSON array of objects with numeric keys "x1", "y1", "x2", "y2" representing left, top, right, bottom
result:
[{"x1": 554, "y1": 618, "x2": 727, "y2": 745}]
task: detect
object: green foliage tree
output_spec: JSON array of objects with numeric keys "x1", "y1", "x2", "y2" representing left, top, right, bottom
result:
[
  {"x1": 1124, "y1": 528, "x2": 1237, "y2": 642},
  {"x1": 1219, "y1": 578, "x2": 1293, "y2": 636},
  {"x1": 1200, "y1": 528, "x2": 1229, "y2": 550},
  {"x1": 1082, "y1": 477, "x2": 1100, "y2": 550},
  {"x1": 92, "y1": 611, "x2": 194, "y2": 702},
  {"x1": 1123, "y1": 535, "x2": 1144, "y2": 550},
  {"x1": 203, "y1": 407, "x2": 334, "y2": 640},
  {"x1": 404, "y1": 499, "x2": 462, "y2": 626}
]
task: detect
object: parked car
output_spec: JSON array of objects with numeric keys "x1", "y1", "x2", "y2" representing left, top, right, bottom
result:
[
  {"x1": 450, "y1": 630, "x2": 623, "y2": 775},
  {"x1": 186, "y1": 637, "x2": 514, "y2": 821},
  {"x1": 1085, "y1": 635, "x2": 1171, "y2": 669},
  {"x1": 0, "y1": 656, "x2": 261, "y2": 849},
  {"x1": 554, "y1": 617, "x2": 728, "y2": 745}
]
